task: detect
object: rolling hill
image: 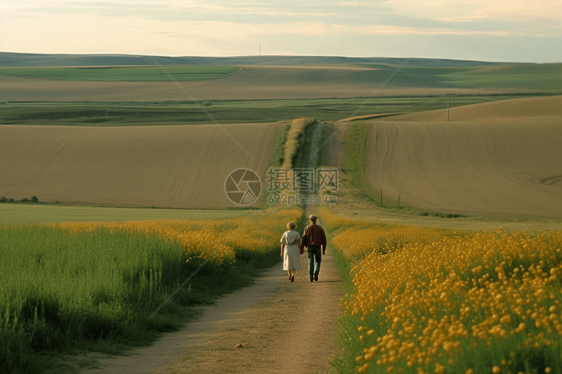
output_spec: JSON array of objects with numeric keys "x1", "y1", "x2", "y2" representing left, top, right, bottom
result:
[
  {"x1": 0, "y1": 52, "x2": 501, "y2": 67},
  {"x1": 365, "y1": 95, "x2": 562, "y2": 218},
  {"x1": 0, "y1": 122, "x2": 282, "y2": 208},
  {"x1": 0, "y1": 65, "x2": 493, "y2": 102}
]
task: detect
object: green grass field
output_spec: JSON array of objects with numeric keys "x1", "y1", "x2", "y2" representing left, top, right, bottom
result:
[
  {"x1": 0, "y1": 65, "x2": 238, "y2": 82},
  {"x1": 0, "y1": 224, "x2": 188, "y2": 372},
  {"x1": 359, "y1": 63, "x2": 562, "y2": 92},
  {"x1": 0, "y1": 204, "x2": 252, "y2": 224},
  {"x1": 0, "y1": 209, "x2": 300, "y2": 373},
  {"x1": 439, "y1": 64, "x2": 562, "y2": 91},
  {"x1": 0, "y1": 94, "x2": 550, "y2": 126}
]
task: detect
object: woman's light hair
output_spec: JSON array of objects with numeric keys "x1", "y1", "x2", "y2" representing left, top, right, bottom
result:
[{"x1": 287, "y1": 221, "x2": 297, "y2": 230}]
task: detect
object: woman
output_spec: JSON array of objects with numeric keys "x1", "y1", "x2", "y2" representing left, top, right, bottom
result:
[{"x1": 280, "y1": 221, "x2": 302, "y2": 282}]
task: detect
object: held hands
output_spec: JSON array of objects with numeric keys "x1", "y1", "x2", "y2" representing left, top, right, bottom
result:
[{"x1": 299, "y1": 245, "x2": 304, "y2": 255}]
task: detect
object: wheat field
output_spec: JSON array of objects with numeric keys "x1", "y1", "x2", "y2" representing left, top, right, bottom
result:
[
  {"x1": 0, "y1": 122, "x2": 282, "y2": 208},
  {"x1": 365, "y1": 96, "x2": 562, "y2": 219}
]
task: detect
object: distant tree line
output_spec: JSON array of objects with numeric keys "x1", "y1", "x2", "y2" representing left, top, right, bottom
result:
[{"x1": 0, "y1": 196, "x2": 39, "y2": 203}]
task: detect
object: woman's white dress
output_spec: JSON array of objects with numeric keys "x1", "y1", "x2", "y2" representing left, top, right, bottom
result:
[{"x1": 280, "y1": 230, "x2": 302, "y2": 270}]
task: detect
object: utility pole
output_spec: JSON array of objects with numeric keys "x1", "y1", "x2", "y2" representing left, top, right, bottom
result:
[
  {"x1": 447, "y1": 94, "x2": 450, "y2": 122},
  {"x1": 259, "y1": 44, "x2": 261, "y2": 56}
]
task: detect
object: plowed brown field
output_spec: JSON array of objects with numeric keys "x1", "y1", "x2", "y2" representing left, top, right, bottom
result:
[
  {"x1": 365, "y1": 96, "x2": 562, "y2": 218},
  {"x1": 0, "y1": 123, "x2": 281, "y2": 208}
]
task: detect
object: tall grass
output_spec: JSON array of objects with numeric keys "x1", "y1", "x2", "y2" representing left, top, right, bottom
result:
[
  {"x1": 281, "y1": 117, "x2": 317, "y2": 169},
  {"x1": 269, "y1": 123, "x2": 291, "y2": 167},
  {"x1": 319, "y1": 209, "x2": 562, "y2": 374},
  {"x1": 305, "y1": 121, "x2": 327, "y2": 169},
  {"x1": 0, "y1": 209, "x2": 301, "y2": 373}
]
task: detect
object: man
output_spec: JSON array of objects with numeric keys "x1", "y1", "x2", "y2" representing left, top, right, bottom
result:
[{"x1": 300, "y1": 214, "x2": 327, "y2": 282}]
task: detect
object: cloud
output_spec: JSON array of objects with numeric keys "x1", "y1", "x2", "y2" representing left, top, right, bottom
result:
[
  {"x1": 433, "y1": 15, "x2": 490, "y2": 23},
  {"x1": 0, "y1": 13, "x2": 518, "y2": 56},
  {"x1": 4, "y1": 0, "x2": 342, "y2": 19},
  {"x1": 353, "y1": 25, "x2": 510, "y2": 36},
  {"x1": 1, "y1": 0, "x2": 561, "y2": 61},
  {"x1": 384, "y1": 0, "x2": 562, "y2": 23}
]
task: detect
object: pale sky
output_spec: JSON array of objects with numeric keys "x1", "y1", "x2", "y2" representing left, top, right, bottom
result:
[{"x1": 1, "y1": 0, "x2": 561, "y2": 62}]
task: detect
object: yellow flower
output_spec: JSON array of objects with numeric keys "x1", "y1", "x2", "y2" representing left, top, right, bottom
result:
[{"x1": 317, "y1": 208, "x2": 562, "y2": 374}]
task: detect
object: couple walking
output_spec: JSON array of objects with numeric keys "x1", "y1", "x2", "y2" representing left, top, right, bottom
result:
[{"x1": 280, "y1": 215, "x2": 327, "y2": 283}]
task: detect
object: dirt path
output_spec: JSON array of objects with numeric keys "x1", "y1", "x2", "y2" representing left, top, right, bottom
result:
[
  {"x1": 81, "y1": 232, "x2": 342, "y2": 374},
  {"x1": 79, "y1": 117, "x2": 343, "y2": 374}
]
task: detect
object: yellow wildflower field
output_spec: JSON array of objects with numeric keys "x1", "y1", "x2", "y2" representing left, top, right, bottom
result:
[
  {"x1": 319, "y1": 209, "x2": 562, "y2": 374},
  {"x1": 52, "y1": 208, "x2": 301, "y2": 268}
]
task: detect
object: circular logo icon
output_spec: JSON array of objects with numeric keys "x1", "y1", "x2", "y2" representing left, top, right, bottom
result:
[{"x1": 224, "y1": 168, "x2": 262, "y2": 205}]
